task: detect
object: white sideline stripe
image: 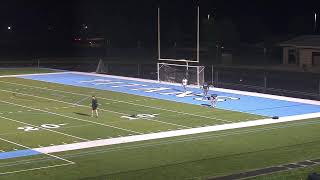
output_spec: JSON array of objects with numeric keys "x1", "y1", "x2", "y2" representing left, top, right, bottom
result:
[
  {"x1": 72, "y1": 72, "x2": 320, "y2": 106},
  {"x1": 0, "y1": 80, "x2": 231, "y2": 123},
  {"x1": 0, "y1": 88, "x2": 191, "y2": 129},
  {"x1": 0, "y1": 99, "x2": 142, "y2": 135},
  {"x1": 0, "y1": 162, "x2": 74, "y2": 175},
  {"x1": 34, "y1": 112, "x2": 320, "y2": 154},
  {"x1": 0, "y1": 136, "x2": 73, "y2": 164},
  {"x1": 0, "y1": 72, "x2": 70, "y2": 78},
  {"x1": 0, "y1": 115, "x2": 88, "y2": 141}
]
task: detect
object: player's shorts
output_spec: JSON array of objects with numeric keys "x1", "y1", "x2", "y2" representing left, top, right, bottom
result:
[{"x1": 92, "y1": 106, "x2": 97, "y2": 110}]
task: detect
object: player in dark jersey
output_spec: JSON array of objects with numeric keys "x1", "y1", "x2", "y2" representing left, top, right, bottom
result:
[
  {"x1": 91, "y1": 96, "x2": 99, "y2": 117},
  {"x1": 202, "y1": 82, "x2": 209, "y2": 99}
]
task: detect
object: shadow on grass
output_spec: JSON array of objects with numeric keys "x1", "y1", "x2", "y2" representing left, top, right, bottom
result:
[
  {"x1": 201, "y1": 104, "x2": 211, "y2": 107},
  {"x1": 74, "y1": 112, "x2": 91, "y2": 117}
]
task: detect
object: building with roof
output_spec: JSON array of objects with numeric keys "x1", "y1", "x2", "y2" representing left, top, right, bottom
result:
[{"x1": 279, "y1": 35, "x2": 320, "y2": 67}]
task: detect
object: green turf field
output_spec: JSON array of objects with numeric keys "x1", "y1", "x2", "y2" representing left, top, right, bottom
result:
[
  {"x1": 0, "y1": 71, "x2": 319, "y2": 180},
  {"x1": 0, "y1": 68, "x2": 59, "y2": 75}
]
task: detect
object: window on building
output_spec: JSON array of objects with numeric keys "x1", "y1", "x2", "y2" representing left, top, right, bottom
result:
[{"x1": 312, "y1": 52, "x2": 320, "y2": 66}]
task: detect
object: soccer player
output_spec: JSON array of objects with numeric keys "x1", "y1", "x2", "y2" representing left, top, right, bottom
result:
[
  {"x1": 202, "y1": 82, "x2": 209, "y2": 99},
  {"x1": 182, "y1": 77, "x2": 188, "y2": 92},
  {"x1": 210, "y1": 94, "x2": 217, "y2": 108},
  {"x1": 91, "y1": 96, "x2": 99, "y2": 117}
]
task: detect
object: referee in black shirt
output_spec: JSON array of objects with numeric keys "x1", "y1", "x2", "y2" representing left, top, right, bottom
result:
[{"x1": 91, "y1": 96, "x2": 99, "y2": 118}]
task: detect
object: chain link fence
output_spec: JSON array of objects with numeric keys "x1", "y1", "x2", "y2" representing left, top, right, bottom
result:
[{"x1": 1, "y1": 58, "x2": 319, "y2": 100}]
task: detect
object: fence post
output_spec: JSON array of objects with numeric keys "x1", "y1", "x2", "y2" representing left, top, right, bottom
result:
[
  {"x1": 137, "y1": 64, "x2": 141, "y2": 77},
  {"x1": 318, "y1": 79, "x2": 320, "y2": 97},
  {"x1": 211, "y1": 65, "x2": 214, "y2": 84},
  {"x1": 37, "y1": 59, "x2": 40, "y2": 69},
  {"x1": 215, "y1": 70, "x2": 219, "y2": 87}
]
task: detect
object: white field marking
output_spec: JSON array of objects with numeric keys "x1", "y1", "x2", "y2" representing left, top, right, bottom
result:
[
  {"x1": 0, "y1": 88, "x2": 127, "y2": 117},
  {"x1": 0, "y1": 162, "x2": 74, "y2": 176},
  {"x1": 72, "y1": 72, "x2": 320, "y2": 106},
  {"x1": 78, "y1": 79, "x2": 111, "y2": 83},
  {"x1": 0, "y1": 136, "x2": 74, "y2": 164},
  {"x1": 94, "y1": 82, "x2": 123, "y2": 85},
  {"x1": 0, "y1": 88, "x2": 192, "y2": 129},
  {"x1": 34, "y1": 112, "x2": 320, "y2": 154},
  {"x1": 0, "y1": 115, "x2": 88, "y2": 141},
  {"x1": 60, "y1": 124, "x2": 94, "y2": 130},
  {"x1": 3, "y1": 119, "x2": 320, "y2": 173},
  {"x1": 0, "y1": 99, "x2": 142, "y2": 135},
  {"x1": 123, "y1": 83, "x2": 144, "y2": 87},
  {"x1": 0, "y1": 81, "x2": 232, "y2": 123},
  {"x1": 0, "y1": 131, "x2": 26, "y2": 136},
  {"x1": 0, "y1": 71, "x2": 70, "y2": 78}
]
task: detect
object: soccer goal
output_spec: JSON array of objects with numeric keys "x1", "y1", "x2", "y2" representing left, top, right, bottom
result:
[{"x1": 157, "y1": 62, "x2": 204, "y2": 86}]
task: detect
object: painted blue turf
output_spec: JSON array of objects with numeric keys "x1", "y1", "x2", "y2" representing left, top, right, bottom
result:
[
  {"x1": 20, "y1": 72, "x2": 320, "y2": 117},
  {"x1": 0, "y1": 149, "x2": 41, "y2": 160}
]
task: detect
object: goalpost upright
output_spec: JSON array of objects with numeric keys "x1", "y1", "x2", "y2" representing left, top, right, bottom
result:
[
  {"x1": 157, "y1": 4, "x2": 204, "y2": 86},
  {"x1": 157, "y1": 5, "x2": 200, "y2": 63}
]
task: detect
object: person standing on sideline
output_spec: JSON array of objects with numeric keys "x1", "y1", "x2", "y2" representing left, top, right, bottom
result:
[
  {"x1": 182, "y1": 77, "x2": 188, "y2": 92},
  {"x1": 91, "y1": 96, "x2": 99, "y2": 117}
]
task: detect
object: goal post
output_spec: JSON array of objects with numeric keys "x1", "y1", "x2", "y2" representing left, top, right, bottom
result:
[{"x1": 157, "y1": 62, "x2": 204, "y2": 86}]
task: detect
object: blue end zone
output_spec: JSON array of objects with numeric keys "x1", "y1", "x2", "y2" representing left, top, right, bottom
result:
[
  {"x1": 19, "y1": 72, "x2": 320, "y2": 118},
  {"x1": 0, "y1": 149, "x2": 41, "y2": 160}
]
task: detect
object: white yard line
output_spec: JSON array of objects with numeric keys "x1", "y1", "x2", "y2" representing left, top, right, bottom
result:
[
  {"x1": 0, "y1": 80, "x2": 232, "y2": 123},
  {"x1": 2, "y1": 117, "x2": 320, "y2": 170},
  {"x1": 0, "y1": 99, "x2": 142, "y2": 135},
  {"x1": 0, "y1": 162, "x2": 74, "y2": 175},
  {"x1": 0, "y1": 136, "x2": 74, "y2": 164},
  {"x1": 0, "y1": 86, "x2": 196, "y2": 128},
  {"x1": 0, "y1": 115, "x2": 88, "y2": 141},
  {"x1": 34, "y1": 112, "x2": 320, "y2": 154}
]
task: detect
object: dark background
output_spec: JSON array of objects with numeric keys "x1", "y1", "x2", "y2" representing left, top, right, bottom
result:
[{"x1": 0, "y1": 0, "x2": 319, "y2": 58}]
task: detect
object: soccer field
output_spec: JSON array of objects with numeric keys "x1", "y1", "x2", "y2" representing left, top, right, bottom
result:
[{"x1": 0, "y1": 69, "x2": 320, "y2": 180}]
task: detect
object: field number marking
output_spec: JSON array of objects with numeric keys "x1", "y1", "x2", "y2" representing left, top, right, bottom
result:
[
  {"x1": 121, "y1": 114, "x2": 159, "y2": 120},
  {"x1": 17, "y1": 124, "x2": 67, "y2": 132}
]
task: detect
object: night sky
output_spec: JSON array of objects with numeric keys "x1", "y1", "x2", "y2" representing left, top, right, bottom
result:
[{"x1": 0, "y1": 0, "x2": 319, "y2": 55}]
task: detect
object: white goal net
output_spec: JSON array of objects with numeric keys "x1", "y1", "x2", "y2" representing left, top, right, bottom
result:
[{"x1": 157, "y1": 63, "x2": 204, "y2": 86}]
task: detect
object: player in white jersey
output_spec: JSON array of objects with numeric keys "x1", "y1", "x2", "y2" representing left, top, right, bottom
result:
[
  {"x1": 210, "y1": 94, "x2": 218, "y2": 108},
  {"x1": 182, "y1": 77, "x2": 188, "y2": 92}
]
